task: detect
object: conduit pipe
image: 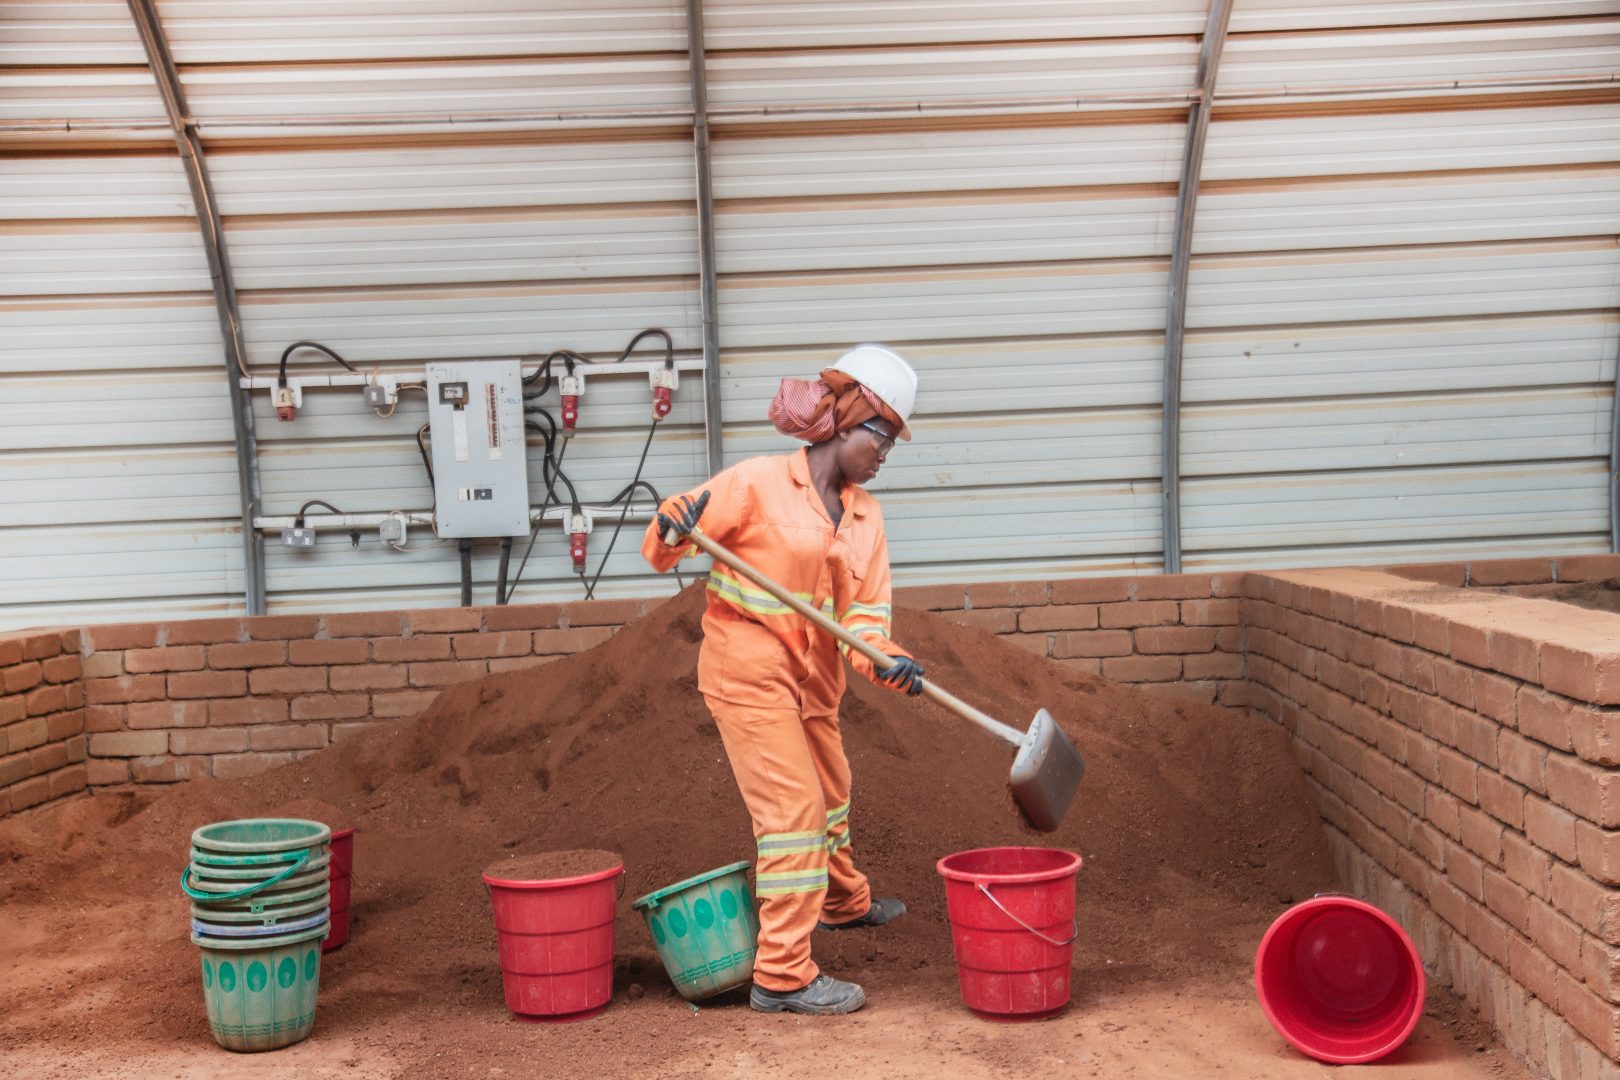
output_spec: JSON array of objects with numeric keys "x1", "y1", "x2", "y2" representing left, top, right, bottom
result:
[
  {"x1": 686, "y1": 0, "x2": 724, "y2": 477},
  {"x1": 1158, "y1": 0, "x2": 1233, "y2": 575}
]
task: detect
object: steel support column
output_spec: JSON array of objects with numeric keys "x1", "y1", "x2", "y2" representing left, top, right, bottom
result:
[
  {"x1": 1612, "y1": 348, "x2": 1619, "y2": 551},
  {"x1": 686, "y1": 0, "x2": 724, "y2": 477},
  {"x1": 126, "y1": 0, "x2": 267, "y2": 613},
  {"x1": 1159, "y1": 0, "x2": 1233, "y2": 575}
]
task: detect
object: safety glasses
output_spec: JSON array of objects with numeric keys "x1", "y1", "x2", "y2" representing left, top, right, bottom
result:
[{"x1": 857, "y1": 421, "x2": 897, "y2": 454}]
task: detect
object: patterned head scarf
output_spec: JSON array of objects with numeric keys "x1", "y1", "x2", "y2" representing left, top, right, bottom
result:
[{"x1": 766, "y1": 370, "x2": 902, "y2": 444}]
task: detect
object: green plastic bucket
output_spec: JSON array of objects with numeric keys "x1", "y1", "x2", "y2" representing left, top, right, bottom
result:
[
  {"x1": 192, "y1": 818, "x2": 332, "y2": 855},
  {"x1": 188, "y1": 851, "x2": 330, "y2": 882},
  {"x1": 631, "y1": 861, "x2": 759, "y2": 1002},
  {"x1": 191, "y1": 880, "x2": 331, "y2": 916},
  {"x1": 192, "y1": 923, "x2": 326, "y2": 1052},
  {"x1": 192, "y1": 895, "x2": 331, "y2": 925}
]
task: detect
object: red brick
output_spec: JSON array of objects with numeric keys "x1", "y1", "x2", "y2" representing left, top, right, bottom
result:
[
  {"x1": 1098, "y1": 600, "x2": 1179, "y2": 629},
  {"x1": 1558, "y1": 971, "x2": 1620, "y2": 1058},
  {"x1": 7, "y1": 774, "x2": 51, "y2": 811},
  {"x1": 208, "y1": 698, "x2": 290, "y2": 726},
  {"x1": 0, "y1": 751, "x2": 30, "y2": 788},
  {"x1": 1569, "y1": 704, "x2": 1620, "y2": 767},
  {"x1": 211, "y1": 752, "x2": 297, "y2": 781},
  {"x1": 1428, "y1": 787, "x2": 1462, "y2": 840},
  {"x1": 1436, "y1": 746, "x2": 1479, "y2": 804},
  {"x1": 208, "y1": 641, "x2": 288, "y2": 670},
  {"x1": 82, "y1": 705, "x2": 124, "y2": 733},
  {"x1": 1518, "y1": 687, "x2": 1575, "y2": 752},
  {"x1": 489, "y1": 656, "x2": 566, "y2": 673},
  {"x1": 40, "y1": 654, "x2": 81, "y2": 684},
  {"x1": 25, "y1": 684, "x2": 67, "y2": 717},
  {"x1": 20, "y1": 633, "x2": 61, "y2": 661},
  {"x1": 82, "y1": 624, "x2": 159, "y2": 651},
  {"x1": 1017, "y1": 605, "x2": 1098, "y2": 632},
  {"x1": 372, "y1": 635, "x2": 452, "y2": 662},
  {"x1": 1134, "y1": 626, "x2": 1217, "y2": 655},
  {"x1": 1177, "y1": 598, "x2": 1238, "y2": 627},
  {"x1": 1448, "y1": 620, "x2": 1492, "y2": 670},
  {"x1": 1453, "y1": 709, "x2": 1499, "y2": 769},
  {"x1": 290, "y1": 694, "x2": 370, "y2": 721},
  {"x1": 6, "y1": 717, "x2": 48, "y2": 754},
  {"x1": 85, "y1": 758, "x2": 130, "y2": 785},
  {"x1": 892, "y1": 584, "x2": 966, "y2": 610},
  {"x1": 1449, "y1": 844, "x2": 1486, "y2": 901},
  {"x1": 86, "y1": 675, "x2": 166, "y2": 705},
  {"x1": 126, "y1": 701, "x2": 208, "y2": 730},
  {"x1": 288, "y1": 639, "x2": 368, "y2": 666},
  {"x1": 1499, "y1": 729, "x2": 1549, "y2": 794},
  {"x1": 88, "y1": 730, "x2": 168, "y2": 757},
  {"x1": 167, "y1": 670, "x2": 247, "y2": 700},
  {"x1": 1101, "y1": 655, "x2": 1181, "y2": 683},
  {"x1": 249, "y1": 723, "x2": 329, "y2": 752},
  {"x1": 1541, "y1": 641, "x2": 1620, "y2": 707},
  {"x1": 244, "y1": 614, "x2": 320, "y2": 641},
  {"x1": 1558, "y1": 555, "x2": 1620, "y2": 583},
  {"x1": 1552, "y1": 860, "x2": 1620, "y2": 943},
  {"x1": 1410, "y1": 610, "x2": 1451, "y2": 655},
  {"x1": 561, "y1": 599, "x2": 642, "y2": 628},
  {"x1": 1546, "y1": 752, "x2": 1620, "y2": 828},
  {"x1": 161, "y1": 617, "x2": 244, "y2": 647},
  {"x1": 131, "y1": 755, "x2": 209, "y2": 783},
  {"x1": 329, "y1": 664, "x2": 408, "y2": 692},
  {"x1": 1050, "y1": 630, "x2": 1134, "y2": 660},
  {"x1": 123, "y1": 646, "x2": 205, "y2": 674},
  {"x1": 1479, "y1": 771, "x2": 1526, "y2": 830},
  {"x1": 48, "y1": 762, "x2": 88, "y2": 799},
  {"x1": 1183, "y1": 652, "x2": 1245, "y2": 681},
  {"x1": 1503, "y1": 830, "x2": 1553, "y2": 893},
  {"x1": 0, "y1": 695, "x2": 22, "y2": 726},
  {"x1": 1131, "y1": 574, "x2": 1211, "y2": 601},
  {"x1": 0, "y1": 638, "x2": 21, "y2": 668},
  {"x1": 1506, "y1": 932, "x2": 1560, "y2": 1009},
  {"x1": 371, "y1": 690, "x2": 441, "y2": 718},
  {"x1": 320, "y1": 610, "x2": 406, "y2": 638},
  {"x1": 533, "y1": 627, "x2": 616, "y2": 655},
  {"x1": 942, "y1": 609, "x2": 1017, "y2": 634},
  {"x1": 28, "y1": 741, "x2": 68, "y2": 777},
  {"x1": 63, "y1": 683, "x2": 84, "y2": 710},
  {"x1": 1140, "y1": 681, "x2": 1217, "y2": 705},
  {"x1": 63, "y1": 733, "x2": 87, "y2": 763},
  {"x1": 966, "y1": 581, "x2": 1048, "y2": 608},
  {"x1": 170, "y1": 728, "x2": 250, "y2": 755},
  {"x1": 1529, "y1": 896, "x2": 1587, "y2": 974},
  {"x1": 1482, "y1": 867, "x2": 1530, "y2": 933},
  {"x1": 1470, "y1": 670, "x2": 1518, "y2": 726},
  {"x1": 1050, "y1": 578, "x2": 1131, "y2": 605},
  {"x1": 1574, "y1": 820, "x2": 1620, "y2": 887},
  {"x1": 1487, "y1": 629, "x2": 1540, "y2": 684},
  {"x1": 409, "y1": 660, "x2": 488, "y2": 687},
  {"x1": 1584, "y1": 935, "x2": 1620, "y2": 1003},
  {"x1": 81, "y1": 652, "x2": 122, "y2": 679},
  {"x1": 4, "y1": 662, "x2": 42, "y2": 695},
  {"x1": 248, "y1": 667, "x2": 327, "y2": 694},
  {"x1": 1214, "y1": 626, "x2": 1244, "y2": 653},
  {"x1": 449, "y1": 631, "x2": 532, "y2": 660},
  {"x1": 1460, "y1": 803, "x2": 1505, "y2": 864},
  {"x1": 1526, "y1": 795, "x2": 1580, "y2": 864},
  {"x1": 483, "y1": 604, "x2": 565, "y2": 631}
]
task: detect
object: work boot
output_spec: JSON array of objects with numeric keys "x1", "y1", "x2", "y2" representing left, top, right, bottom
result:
[
  {"x1": 750, "y1": 974, "x2": 867, "y2": 1015},
  {"x1": 817, "y1": 897, "x2": 907, "y2": 931}
]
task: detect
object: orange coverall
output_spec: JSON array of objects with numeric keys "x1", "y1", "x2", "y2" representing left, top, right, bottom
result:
[{"x1": 641, "y1": 447, "x2": 912, "y2": 991}]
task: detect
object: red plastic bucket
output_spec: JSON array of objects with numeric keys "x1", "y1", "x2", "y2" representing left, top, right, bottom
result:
[
  {"x1": 936, "y1": 846, "x2": 1082, "y2": 1021},
  {"x1": 1254, "y1": 896, "x2": 1426, "y2": 1064},
  {"x1": 323, "y1": 827, "x2": 357, "y2": 953},
  {"x1": 482, "y1": 858, "x2": 624, "y2": 1022}
]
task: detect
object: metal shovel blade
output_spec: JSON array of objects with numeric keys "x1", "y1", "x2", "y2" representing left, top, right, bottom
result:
[{"x1": 1008, "y1": 709, "x2": 1086, "y2": 833}]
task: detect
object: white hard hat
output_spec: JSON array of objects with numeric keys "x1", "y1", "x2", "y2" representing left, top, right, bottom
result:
[{"x1": 824, "y1": 344, "x2": 917, "y2": 441}]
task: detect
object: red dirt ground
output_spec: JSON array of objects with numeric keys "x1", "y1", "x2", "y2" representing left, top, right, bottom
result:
[{"x1": 0, "y1": 586, "x2": 1529, "y2": 1079}]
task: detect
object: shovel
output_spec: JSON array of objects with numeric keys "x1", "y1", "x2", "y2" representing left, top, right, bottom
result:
[{"x1": 671, "y1": 525, "x2": 1085, "y2": 832}]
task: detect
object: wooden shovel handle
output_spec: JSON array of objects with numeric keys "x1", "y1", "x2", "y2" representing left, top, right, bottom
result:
[{"x1": 672, "y1": 526, "x2": 1025, "y2": 747}]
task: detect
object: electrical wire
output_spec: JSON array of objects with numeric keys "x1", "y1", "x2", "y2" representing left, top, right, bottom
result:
[
  {"x1": 294, "y1": 499, "x2": 345, "y2": 525},
  {"x1": 373, "y1": 382, "x2": 427, "y2": 418},
  {"x1": 278, "y1": 341, "x2": 356, "y2": 389},
  {"x1": 415, "y1": 424, "x2": 434, "y2": 487},
  {"x1": 500, "y1": 420, "x2": 575, "y2": 605},
  {"x1": 584, "y1": 422, "x2": 662, "y2": 601}
]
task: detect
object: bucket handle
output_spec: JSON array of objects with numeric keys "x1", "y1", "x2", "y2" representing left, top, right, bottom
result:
[
  {"x1": 975, "y1": 882, "x2": 1077, "y2": 948},
  {"x1": 180, "y1": 849, "x2": 312, "y2": 902}
]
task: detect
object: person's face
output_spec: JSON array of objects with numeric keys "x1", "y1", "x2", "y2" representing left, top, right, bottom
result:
[{"x1": 836, "y1": 419, "x2": 897, "y2": 485}]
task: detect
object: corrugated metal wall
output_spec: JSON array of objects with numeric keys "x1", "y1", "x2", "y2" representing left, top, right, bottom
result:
[{"x1": 2, "y1": 1, "x2": 1616, "y2": 629}]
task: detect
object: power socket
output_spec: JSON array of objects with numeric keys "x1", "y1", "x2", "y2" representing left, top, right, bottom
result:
[{"x1": 281, "y1": 527, "x2": 317, "y2": 548}]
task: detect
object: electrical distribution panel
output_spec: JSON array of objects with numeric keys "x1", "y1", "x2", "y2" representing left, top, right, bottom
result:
[{"x1": 425, "y1": 361, "x2": 530, "y2": 538}]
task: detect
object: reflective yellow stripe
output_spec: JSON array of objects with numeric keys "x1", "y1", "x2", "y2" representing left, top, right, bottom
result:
[
  {"x1": 756, "y1": 868, "x2": 828, "y2": 895},
  {"x1": 757, "y1": 831, "x2": 829, "y2": 857},
  {"x1": 826, "y1": 832, "x2": 851, "y2": 852},
  {"x1": 825, "y1": 801, "x2": 850, "y2": 827},
  {"x1": 706, "y1": 569, "x2": 816, "y2": 618},
  {"x1": 842, "y1": 601, "x2": 891, "y2": 620}
]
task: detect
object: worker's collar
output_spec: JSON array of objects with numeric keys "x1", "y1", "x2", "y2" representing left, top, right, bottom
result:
[{"x1": 789, "y1": 447, "x2": 867, "y2": 518}]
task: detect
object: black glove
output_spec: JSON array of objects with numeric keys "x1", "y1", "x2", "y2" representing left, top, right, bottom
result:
[
  {"x1": 879, "y1": 655, "x2": 925, "y2": 696},
  {"x1": 657, "y1": 490, "x2": 709, "y2": 542}
]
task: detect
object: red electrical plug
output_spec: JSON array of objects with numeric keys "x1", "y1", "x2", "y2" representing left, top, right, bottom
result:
[
  {"x1": 274, "y1": 384, "x2": 299, "y2": 421},
  {"x1": 567, "y1": 511, "x2": 592, "y2": 574},
  {"x1": 559, "y1": 372, "x2": 584, "y2": 436},
  {"x1": 650, "y1": 367, "x2": 678, "y2": 420}
]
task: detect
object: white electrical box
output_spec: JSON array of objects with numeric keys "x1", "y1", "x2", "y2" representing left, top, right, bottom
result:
[{"x1": 425, "y1": 361, "x2": 530, "y2": 538}]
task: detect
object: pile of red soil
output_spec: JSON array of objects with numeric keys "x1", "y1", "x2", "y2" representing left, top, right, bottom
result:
[{"x1": 0, "y1": 585, "x2": 1336, "y2": 1076}]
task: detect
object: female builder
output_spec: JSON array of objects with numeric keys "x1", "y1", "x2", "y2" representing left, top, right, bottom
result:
[{"x1": 640, "y1": 345, "x2": 925, "y2": 1016}]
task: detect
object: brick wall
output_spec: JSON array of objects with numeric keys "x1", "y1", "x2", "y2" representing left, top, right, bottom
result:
[
  {"x1": 77, "y1": 598, "x2": 650, "y2": 787},
  {"x1": 893, "y1": 572, "x2": 1249, "y2": 707},
  {"x1": 1243, "y1": 555, "x2": 1620, "y2": 1078},
  {"x1": 0, "y1": 628, "x2": 88, "y2": 816}
]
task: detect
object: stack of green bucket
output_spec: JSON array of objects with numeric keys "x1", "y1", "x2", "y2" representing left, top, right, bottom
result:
[{"x1": 182, "y1": 818, "x2": 332, "y2": 1052}]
